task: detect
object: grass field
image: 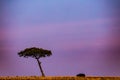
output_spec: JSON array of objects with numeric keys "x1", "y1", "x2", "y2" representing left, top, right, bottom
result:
[{"x1": 0, "y1": 76, "x2": 120, "y2": 80}]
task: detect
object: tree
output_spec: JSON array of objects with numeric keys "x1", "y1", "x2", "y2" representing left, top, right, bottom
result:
[{"x1": 18, "y1": 47, "x2": 52, "y2": 77}]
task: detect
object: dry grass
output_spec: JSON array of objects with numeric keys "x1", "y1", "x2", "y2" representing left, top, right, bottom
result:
[{"x1": 0, "y1": 76, "x2": 120, "y2": 80}]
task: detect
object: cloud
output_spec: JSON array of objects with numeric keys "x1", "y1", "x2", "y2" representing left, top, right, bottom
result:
[{"x1": 7, "y1": 17, "x2": 115, "y2": 39}]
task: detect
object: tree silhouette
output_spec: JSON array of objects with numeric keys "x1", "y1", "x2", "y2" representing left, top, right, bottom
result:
[{"x1": 18, "y1": 47, "x2": 52, "y2": 77}]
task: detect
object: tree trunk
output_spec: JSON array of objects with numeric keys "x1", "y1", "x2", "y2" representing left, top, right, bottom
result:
[{"x1": 36, "y1": 59, "x2": 45, "y2": 77}]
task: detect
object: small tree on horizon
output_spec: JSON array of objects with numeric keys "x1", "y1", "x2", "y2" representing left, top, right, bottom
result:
[{"x1": 18, "y1": 47, "x2": 52, "y2": 77}]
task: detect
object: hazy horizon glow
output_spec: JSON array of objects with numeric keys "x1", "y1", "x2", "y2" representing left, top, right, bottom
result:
[{"x1": 0, "y1": 0, "x2": 120, "y2": 76}]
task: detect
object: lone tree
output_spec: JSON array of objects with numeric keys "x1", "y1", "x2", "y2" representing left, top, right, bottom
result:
[{"x1": 18, "y1": 47, "x2": 52, "y2": 77}]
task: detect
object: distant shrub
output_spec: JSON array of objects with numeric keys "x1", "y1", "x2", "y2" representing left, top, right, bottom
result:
[{"x1": 76, "y1": 73, "x2": 85, "y2": 77}]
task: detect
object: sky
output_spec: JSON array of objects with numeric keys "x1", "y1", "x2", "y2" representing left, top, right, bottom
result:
[{"x1": 0, "y1": 0, "x2": 120, "y2": 76}]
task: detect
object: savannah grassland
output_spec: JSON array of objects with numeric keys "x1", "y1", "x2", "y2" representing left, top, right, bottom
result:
[{"x1": 0, "y1": 76, "x2": 120, "y2": 80}]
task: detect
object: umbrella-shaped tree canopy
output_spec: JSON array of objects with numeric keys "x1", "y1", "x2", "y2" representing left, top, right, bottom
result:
[
  {"x1": 18, "y1": 47, "x2": 52, "y2": 59},
  {"x1": 18, "y1": 47, "x2": 52, "y2": 77}
]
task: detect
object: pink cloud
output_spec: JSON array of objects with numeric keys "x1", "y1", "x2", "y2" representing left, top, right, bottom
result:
[{"x1": 7, "y1": 17, "x2": 116, "y2": 39}]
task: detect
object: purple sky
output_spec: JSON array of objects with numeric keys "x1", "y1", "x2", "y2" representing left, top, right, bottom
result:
[{"x1": 0, "y1": 0, "x2": 120, "y2": 76}]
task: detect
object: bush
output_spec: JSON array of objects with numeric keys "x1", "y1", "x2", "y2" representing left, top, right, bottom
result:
[{"x1": 76, "y1": 73, "x2": 85, "y2": 77}]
